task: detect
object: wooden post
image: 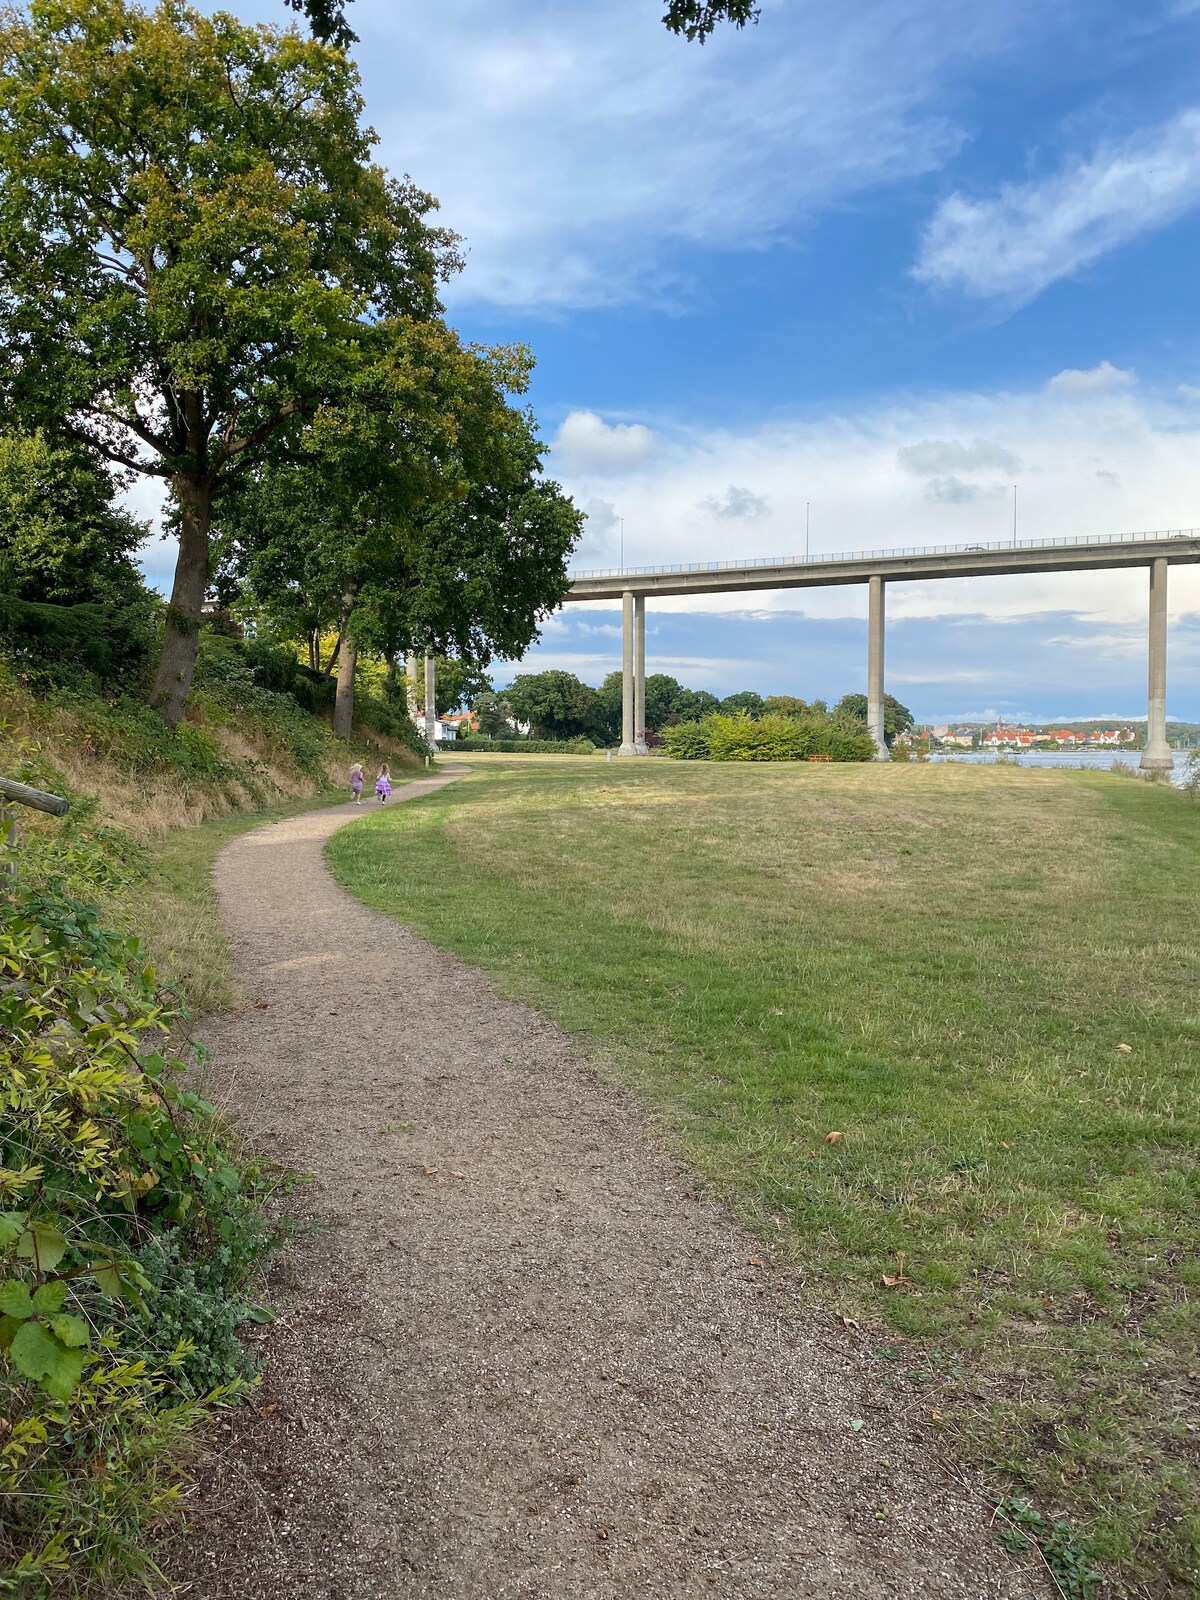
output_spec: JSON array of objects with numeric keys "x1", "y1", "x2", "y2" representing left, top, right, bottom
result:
[{"x1": 0, "y1": 777, "x2": 70, "y2": 886}]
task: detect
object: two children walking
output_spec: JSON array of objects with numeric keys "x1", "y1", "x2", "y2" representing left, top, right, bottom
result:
[{"x1": 349, "y1": 762, "x2": 391, "y2": 804}]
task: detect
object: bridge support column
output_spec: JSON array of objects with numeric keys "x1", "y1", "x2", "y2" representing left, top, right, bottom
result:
[
  {"x1": 634, "y1": 596, "x2": 648, "y2": 754},
  {"x1": 424, "y1": 652, "x2": 438, "y2": 752},
  {"x1": 1140, "y1": 558, "x2": 1173, "y2": 771},
  {"x1": 620, "y1": 591, "x2": 636, "y2": 755},
  {"x1": 867, "y1": 575, "x2": 889, "y2": 762}
]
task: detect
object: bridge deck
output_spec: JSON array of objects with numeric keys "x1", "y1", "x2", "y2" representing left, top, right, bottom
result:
[{"x1": 565, "y1": 529, "x2": 1200, "y2": 602}]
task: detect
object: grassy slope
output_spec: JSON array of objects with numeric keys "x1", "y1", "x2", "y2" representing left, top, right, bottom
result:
[{"x1": 326, "y1": 758, "x2": 1200, "y2": 1596}]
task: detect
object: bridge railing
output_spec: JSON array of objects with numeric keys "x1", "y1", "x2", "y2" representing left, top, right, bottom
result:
[{"x1": 570, "y1": 526, "x2": 1200, "y2": 581}]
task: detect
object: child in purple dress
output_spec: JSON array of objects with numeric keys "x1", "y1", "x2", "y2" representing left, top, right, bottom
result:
[
  {"x1": 349, "y1": 763, "x2": 364, "y2": 803},
  {"x1": 374, "y1": 763, "x2": 392, "y2": 802}
]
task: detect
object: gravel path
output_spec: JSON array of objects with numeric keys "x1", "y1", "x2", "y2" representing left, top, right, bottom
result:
[{"x1": 172, "y1": 772, "x2": 1044, "y2": 1600}]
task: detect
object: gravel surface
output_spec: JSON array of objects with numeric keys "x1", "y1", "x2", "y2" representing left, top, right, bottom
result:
[{"x1": 169, "y1": 772, "x2": 1045, "y2": 1600}]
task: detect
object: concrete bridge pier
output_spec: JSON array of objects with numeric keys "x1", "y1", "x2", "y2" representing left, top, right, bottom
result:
[
  {"x1": 867, "y1": 575, "x2": 889, "y2": 762},
  {"x1": 634, "y1": 596, "x2": 649, "y2": 754},
  {"x1": 1140, "y1": 557, "x2": 1173, "y2": 771},
  {"x1": 424, "y1": 653, "x2": 438, "y2": 752},
  {"x1": 620, "y1": 591, "x2": 637, "y2": 755}
]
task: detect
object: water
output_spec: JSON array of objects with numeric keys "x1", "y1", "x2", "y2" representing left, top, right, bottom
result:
[{"x1": 926, "y1": 749, "x2": 1195, "y2": 785}]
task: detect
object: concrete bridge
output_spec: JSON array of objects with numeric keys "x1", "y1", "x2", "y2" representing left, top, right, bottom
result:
[{"x1": 563, "y1": 527, "x2": 1200, "y2": 770}]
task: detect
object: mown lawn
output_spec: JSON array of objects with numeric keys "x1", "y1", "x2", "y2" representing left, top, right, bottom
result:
[{"x1": 327, "y1": 759, "x2": 1199, "y2": 1594}]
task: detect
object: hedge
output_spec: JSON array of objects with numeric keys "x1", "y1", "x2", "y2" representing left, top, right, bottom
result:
[
  {"x1": 662, "y1": 711, "x2": 876, "y2": 762},
  {"x1": 454, "y1": 735, "x2": 597, "y2": 754}
]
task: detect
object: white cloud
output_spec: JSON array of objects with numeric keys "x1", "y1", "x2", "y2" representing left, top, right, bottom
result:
[
  {"x1": 1047, "y1": 360, "x2": 1135, "y2": 394},
  {"x1": 702, "y1": 485, "x2": 770, "y2": 520},
  {"x1": 915, "y1": 107, "x2": 1200, "y2": 305},
  {"x1": 553, "y1": 410, "x2": 657, "y2": 471},
  {"x1": 352, "y1": 0, "x2": 1052, "y2": 309}
]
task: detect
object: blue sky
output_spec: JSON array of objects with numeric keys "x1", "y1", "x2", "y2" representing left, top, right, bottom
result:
[{"x1": 144, "y1": 0, "x2": 1200, "y2": 719}]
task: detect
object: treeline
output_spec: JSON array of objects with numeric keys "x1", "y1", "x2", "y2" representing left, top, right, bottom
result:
[
  {"x1": 0, "y1": 0, "x2": 583, "y2": 743},
  {"x1": 468, "y1": 669, "x2": 913, "y2": 748}
]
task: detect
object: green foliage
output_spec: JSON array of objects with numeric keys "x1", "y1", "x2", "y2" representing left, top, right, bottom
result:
[
  {"x1": 719, "y1": 691, "x2": 767, "y2": 718},
  {"x1": 662, "y1": 0, "x2": 760, "y2": 41},
  {"x1": 504, "y1": 670, "x2": 602, "y2": 741},
  {"x1": 0, "y1": 0, "x2": 459, "y2": 721},
  {"x1": 0, "y1": 812, "x2": 273, "y2": 1591},
  {"x1": 834, "y1": 691, "x2": 915, "y2": 739},
  {"x1": 0, "y1": 596, "x2": 156, "y2": 694},
  {"x1": 993, "y1": 1501, "x2": 1100, "y2": 1599},
  {"x1": 662, "y1": 711, "x2": 876, "y2": 762},
  {"x1": 668, "y1": 687, "x2": 722, "y2": 724},
  {"x1": 472, "y1": 690, "x2": 516, "y2": 739},
  {"x1": 289, "y1": 0, "x2": 759, "y2": 54},
  {"x1": 762, "y1": 694, "x2": 811, "y2": 716},
  {"x1": 0, "y1": 432, "x2": 148, "y2": 611},
  {"x1": 455, "y1": 735, "x2": 596, "y2": 754}
]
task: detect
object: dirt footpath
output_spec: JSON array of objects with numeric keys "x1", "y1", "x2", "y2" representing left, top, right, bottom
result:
[{"x1": 171, "y1": 772, "x2": 1043, "y2": 1600}]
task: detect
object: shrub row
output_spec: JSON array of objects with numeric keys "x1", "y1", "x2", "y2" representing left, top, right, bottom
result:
[
  {"x1": 0, "y1": 595, "x2": 157, "y2": 693},
  {"x1": 662, "y1": 711, "x2": 876, "y2": 763},
  {"x1": 454, "y1": 735, "x2": 597, "y2": 754},
  {"x1": 0, "y1": 779, "x2": 274, "y2": 1593}
]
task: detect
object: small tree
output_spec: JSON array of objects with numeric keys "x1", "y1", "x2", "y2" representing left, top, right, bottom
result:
[
  {"x1": 0, "y1": 433, "x2": 147, "y2": 610},
  {"x1": 834, "y1": 692, "x2": 915, "y2": 744},
  {"x1": 505, "y1": 671, "x2": 600, "y2": 741},
  {"x1": 0, "y1": 0, "x2": 458, "y2": 725},
  {"x1": 434, "y1": 659, "x2": 492, "y2": 717},
  {"x1": 671, "y1": 688, "x2": 721, "y2": 723},
  {"x1": 720, "y1": 691, "x2": 766, "y2": 718},
  {"x1": 218, "y1": 326, "x2": 580, "y2": 738},
  {"x1": 473, "y1": 691, "x2": 516, "y2": 739},
  {"x1": 763, "y1": 695, "x2": 809, "y2": 718}
]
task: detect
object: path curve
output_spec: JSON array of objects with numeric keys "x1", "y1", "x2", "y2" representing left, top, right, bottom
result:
[{"x1": 172, "y1": 771, "x2": 1043, "y2": 1600}]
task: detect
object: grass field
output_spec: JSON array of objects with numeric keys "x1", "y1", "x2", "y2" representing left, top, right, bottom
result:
[{"x1": 326, "y1": 758, "x2": 1199, "y2": 1595}]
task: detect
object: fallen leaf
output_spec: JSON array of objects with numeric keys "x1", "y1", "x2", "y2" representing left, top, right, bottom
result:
[
  {"x1": 257, "y1": 1404, "x2": 278, "y2": 1418},
  {"x1": 253, "y1": 1001, "x2": 269, "y2": 1010},
  {"x1": 422, "y1": 1165, "x2": 439, "y2": 1176},
  {"x1": 841, "y1": 1315, "x2": 860, "y2": 1330},
  {"x1": 746, "y1": 1257, "x2": 765, "y2": 1267},
  {"x1": 999, "y1": 1140, "x2": 1012, "y2": 1150},
  {"x1": 824, "y1": 1131, "x2": 844, "y2": 1145},
  {"x1": 451, "y1": 1171, "x2": 464, "y2": 1180},
  {"x1": 850, "y1": 1418, "x2": 864, "y2": 1431},
  {"x1": 1115, "y1": 1043, "x2": 1133, "y2": 1053}
]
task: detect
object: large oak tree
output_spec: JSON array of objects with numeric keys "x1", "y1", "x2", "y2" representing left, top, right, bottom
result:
[{"x1": 0, "y1": 0, "x2": 458, "y2": 724}]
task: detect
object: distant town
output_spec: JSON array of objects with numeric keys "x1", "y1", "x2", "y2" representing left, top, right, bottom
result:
[{"x1": 908, "y1": 722, "x2": 1142, "y2": 752}]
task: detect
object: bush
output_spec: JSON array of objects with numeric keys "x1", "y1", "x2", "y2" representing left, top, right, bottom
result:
[
  {"x1": 0, "y1": 810, "x2": 274, "y2": 1592},
  {"x1": 659, "y1": 720, "x2": 711, "y2": 760},
  {"x1": 662, "y1": 711, "x2": 876, "y2": 763},
  {"x1": 0, "y1": 594, "x2": 156, "y2": 693},
  {"x1": 454, "y1": 735, "x2": 597, "y2": 754}
]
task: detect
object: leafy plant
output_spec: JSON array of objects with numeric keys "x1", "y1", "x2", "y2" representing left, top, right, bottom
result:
[
  {"x1": 0, "y1": 805, "x2": 274, "y2": 1591},
  {"x1": 662, "y1": 710, "x2": 876, "y2": 762},
  {"x1": 993, "y1": 1499, "x2": 1101, "y2": 1599}
]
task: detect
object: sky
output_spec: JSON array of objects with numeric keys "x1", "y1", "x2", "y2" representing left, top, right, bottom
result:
[{"x1": 141, "y1": 0, "x2": 1200, "y2": 722}]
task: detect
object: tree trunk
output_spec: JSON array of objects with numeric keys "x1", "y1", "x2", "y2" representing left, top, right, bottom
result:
[
  {"x1": 308, "y1": 631, "x2": 318, "y2": 672},
  {"x1": 150, "y1": 478, "x2": 212, "y2": 727},
  {"x1": 332, "y1": 585, "x2": 358, "y2": 740}
]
